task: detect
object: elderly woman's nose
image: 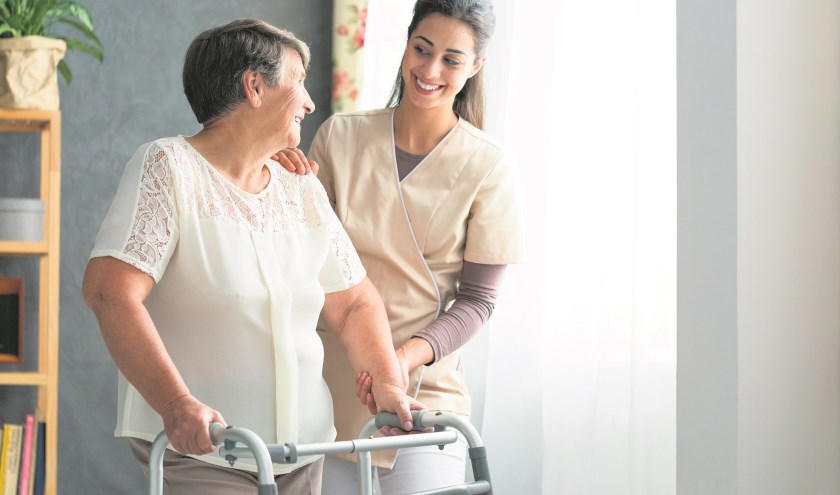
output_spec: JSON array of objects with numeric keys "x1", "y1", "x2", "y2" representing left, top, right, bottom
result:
[{"x1": 304, "y1": 90, "x2": 315, "y2": 113}]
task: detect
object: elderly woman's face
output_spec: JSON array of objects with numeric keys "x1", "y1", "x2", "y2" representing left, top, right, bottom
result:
[{"x1": 265, "y1": 49, "x2": 315, "y2": 148}]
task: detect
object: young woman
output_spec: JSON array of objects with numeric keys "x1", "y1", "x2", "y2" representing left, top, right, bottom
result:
[{"x1": 279, "y1": 0, "x2": 524, "y2": 492}]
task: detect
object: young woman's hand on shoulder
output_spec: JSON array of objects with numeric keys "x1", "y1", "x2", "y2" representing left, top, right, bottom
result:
[{"x1": 272, "y1": 147, "x2": 319, "y2": 175}]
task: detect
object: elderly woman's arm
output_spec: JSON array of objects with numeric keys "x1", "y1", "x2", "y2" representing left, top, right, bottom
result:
[
  {"x1": 322, "y1": 277, "x2": 420, "y2": 431},
  {"x1": 82, "y1": 256, "x2": 225, "y2": 454}
]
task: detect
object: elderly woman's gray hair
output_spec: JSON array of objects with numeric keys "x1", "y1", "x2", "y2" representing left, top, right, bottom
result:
[{"x1": 183, "y1": 18, "x2": 311, "y2": 124}]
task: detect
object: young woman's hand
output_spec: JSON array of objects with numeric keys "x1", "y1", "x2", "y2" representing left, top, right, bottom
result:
[
  {"x1": 356, "y1": 371, "x2": 378, "y2": 415},
  {"x1": 271, "y1": 148, "x2": 319, "y2": 175}
]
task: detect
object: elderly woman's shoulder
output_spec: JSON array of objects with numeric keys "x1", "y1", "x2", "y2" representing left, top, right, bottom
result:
[
  {"x1": 266, "y1": 160, "x2": 334, "y2": 210},
  {"x1": 134, "y1": 136, "x2": 203, "y2": 168},
  {"x1": 128, "y1": 136, "x2": 184, "y2": 159}
]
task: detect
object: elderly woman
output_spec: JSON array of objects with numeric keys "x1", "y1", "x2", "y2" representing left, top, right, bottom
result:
[{"x1": 82, "y1": 19, "x2": 416, "y2": 495}]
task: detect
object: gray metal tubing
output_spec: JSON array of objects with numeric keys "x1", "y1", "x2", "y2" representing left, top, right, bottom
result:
[
  {"x1": 148, "y1": 423, "x2": 277, "y2": 495},
  {"x1": 221, "y1": 431, "x2": 457, "y2": 463},
  {"x1": 358, "y1": 417, "x2": 382, "y2": 495},
  {"x1": 148, "y1": 430, "x2": 170, "y2": 495},
  {"x1": 421, "y1": 413, "x2": 484, "y2": 450},
  {"x1": 412, "y1": 480, "x2": 492, "y2": 495},
  {"x1": 375, "y1": 411, "x2": 485, "y2": 449},
  {"x1": 361, "y1": 412, "x2": 493, "y2": 495}
]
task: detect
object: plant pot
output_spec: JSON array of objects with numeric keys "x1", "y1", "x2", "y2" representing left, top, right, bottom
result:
[
  {"x1": 0, "y1": 36, "x2": 66, "y2": 110},
  {"x1": 0, "y1": 198, "x2": 45, "y2": 241}
]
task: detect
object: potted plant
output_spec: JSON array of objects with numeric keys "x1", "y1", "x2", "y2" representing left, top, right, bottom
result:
[{"x1": 0, "y1": 0, "x2": 103, "y2": 109}]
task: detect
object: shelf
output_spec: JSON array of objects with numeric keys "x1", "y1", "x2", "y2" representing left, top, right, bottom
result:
[
  {"x1": 0, "y1": 107, "x2": 60, "y2": 494},
  {"x1": 0, "y1": 241, "x2": 49, "y2": 255},
  {"x1": 0, "y1": 372, "x2": 48, "y2": 386},
  {"x1": 0, "y1": 108, "x2": 57, "y2": 131}
]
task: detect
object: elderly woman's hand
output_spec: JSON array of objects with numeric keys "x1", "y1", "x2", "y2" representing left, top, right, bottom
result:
[
  {"x1": 160, "y1": 394, "x2": 226, "y2": 455},
  {"x1": 272, "y1": 148, "x2": 319, "y2": 175},
  {"x1": 355, "y1": 348, "x2": 410, "y2": 414}
]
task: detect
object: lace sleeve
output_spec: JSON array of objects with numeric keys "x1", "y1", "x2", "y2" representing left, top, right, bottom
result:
[
  {"x1": 314, "y1": 178, "x2": 365, "y2": 292},
  {"x1": 327, "y1": 215, "x2": 366, "y2": 288},
  {"x1": 90, "y1": 141, "x2": 179, "y2": 282}
]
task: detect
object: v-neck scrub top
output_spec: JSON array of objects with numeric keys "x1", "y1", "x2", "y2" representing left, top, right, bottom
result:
[
  {"x1": 89, "y1": 137, "x2": 366, "y2": 474},
  {"x1": 309, "y1": 108, "x2": 525, "y2": 467}
]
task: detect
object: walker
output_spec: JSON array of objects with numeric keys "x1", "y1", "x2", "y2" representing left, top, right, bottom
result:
[{"x1": 148, "y1": 410, "x2": 493, "y2": 495}]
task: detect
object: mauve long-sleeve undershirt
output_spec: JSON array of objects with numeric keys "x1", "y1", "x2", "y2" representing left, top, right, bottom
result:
[{"x1": 414, "y1": 261, "x2": 506, "y2": 364}]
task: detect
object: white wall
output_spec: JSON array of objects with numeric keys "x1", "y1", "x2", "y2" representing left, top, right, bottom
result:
[{"x1": 737, "y1": 1, "x2": 840, "y2": 493}]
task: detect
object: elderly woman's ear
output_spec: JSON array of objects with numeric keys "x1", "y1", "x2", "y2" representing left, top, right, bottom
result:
[{"x1": 242, "y1": 70, "x2": 266, "y2": 108}]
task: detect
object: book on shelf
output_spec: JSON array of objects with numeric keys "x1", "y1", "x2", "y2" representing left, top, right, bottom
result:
[
  {"x1": 17, "y1": 415, "x2": 34, "y2": 495},
  {"x1": 0, "y1": 426, "x2": 3, "y2": 491},
  {"x1": 0, "y1": 423, "x2": 22, "y2": 495},
  {"x1": 30, "y1": 422, "x2": 44, "y2": 495},
  {"x1": 24, "y1": 418, "x2": 39, "y2": 495},
  {"x1": 0, "y1": 414, "x2": 43, "y2": 495}
]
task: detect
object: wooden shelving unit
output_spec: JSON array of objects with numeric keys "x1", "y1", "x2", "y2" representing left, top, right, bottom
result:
[{"x1": 0, "y1": 108, "x2": 60, "y2": 494}]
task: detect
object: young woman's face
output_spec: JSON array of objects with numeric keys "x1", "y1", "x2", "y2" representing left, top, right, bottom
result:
[{"x1": 400, "y1": 13, "x2": 485, "y2": 113}]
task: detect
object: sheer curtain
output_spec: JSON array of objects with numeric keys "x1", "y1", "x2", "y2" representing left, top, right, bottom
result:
[{"x1": 355, "y1": 1, "x2": 676, "y2": 493}]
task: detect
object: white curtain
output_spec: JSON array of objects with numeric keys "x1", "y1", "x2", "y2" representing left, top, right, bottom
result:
[{"x1": 359, "y1": 1, "x2": 676, "y2": 493}]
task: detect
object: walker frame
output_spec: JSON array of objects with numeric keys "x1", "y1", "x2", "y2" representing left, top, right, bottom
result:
[{"x1": 148, "y1": 410, "x2": 493, "y2": 495}]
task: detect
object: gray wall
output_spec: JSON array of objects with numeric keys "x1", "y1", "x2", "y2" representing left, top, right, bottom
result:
[
  {"x1": 677, "y1": 0, "x2": 739, "y2": 492},
  {"x1": 0, "y1": 1, "x2": 332, "y2": 493}
]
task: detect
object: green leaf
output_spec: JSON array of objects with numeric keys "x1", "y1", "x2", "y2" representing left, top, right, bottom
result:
[
  {"x1": 58, "y1": 35, "x2": 102, "y2": 62},
  {"x1": 56, "y1": 17, "x2": 101, "y2": 49},
  {"x1": 27, "y1": 0, "x2": 51, "y2": 31},
  {"x1": 65, "y1": 1, "x2": 93, "y2": 30},
  {"x1": 57, "y1": 58, "x2": 71, "y2": 85},
  {"x1": 0, "y1": 24, "x2": 20, "y2": 37},
  {"x1": 45, "y1": 1, "x2": 92, "y2": 31}
]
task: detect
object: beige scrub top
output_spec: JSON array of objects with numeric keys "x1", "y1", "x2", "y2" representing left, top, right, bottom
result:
[{"x1": 309, "y1": 108, "x2": 525, "y2": 467}]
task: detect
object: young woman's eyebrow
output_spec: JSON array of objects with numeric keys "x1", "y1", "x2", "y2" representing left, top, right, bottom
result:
[{"x1": 413, "y1": 35, "x2": 468, "y2": 56}]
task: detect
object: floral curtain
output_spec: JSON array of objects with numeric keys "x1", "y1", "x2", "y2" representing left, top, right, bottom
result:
[{"x1": 331, "y1": 0, "x2": 368, "y2": 112}]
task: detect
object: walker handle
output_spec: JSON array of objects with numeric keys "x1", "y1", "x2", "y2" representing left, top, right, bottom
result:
[
  {"x1": 366, "y1": 411, "x2": 494, "y2": 494},
  {"x1": 148, "y1": 423, "x2": 278, "y2": 495},
  {"x1": 374, "y1": 411, "x2": 429, "y2": 432}
]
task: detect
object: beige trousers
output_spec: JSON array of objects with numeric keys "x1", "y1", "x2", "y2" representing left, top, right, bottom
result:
[{"x1": 129, "y1": 438, "x2": 323, "y2": 495}]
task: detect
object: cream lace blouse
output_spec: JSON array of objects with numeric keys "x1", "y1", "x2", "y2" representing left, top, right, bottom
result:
[{"x1": 90, "y1": 136, "x2": 366, "y2": 474}]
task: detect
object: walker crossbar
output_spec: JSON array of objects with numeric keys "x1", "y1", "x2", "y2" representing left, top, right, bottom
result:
[{"x1": 221, "y1": 431, "x2": 459, "y2": 464}]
